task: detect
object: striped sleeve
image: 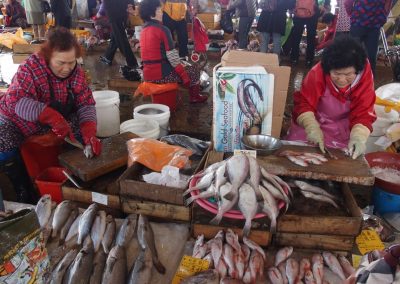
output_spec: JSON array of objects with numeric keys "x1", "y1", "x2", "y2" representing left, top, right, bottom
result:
[
  {"x1": 14, "y1": 97, "x2": 46, "y2": 122},
  {"x1": 77, "y1": 105, "x2": 97, "y2": 124},
  {"x1": 166, "y1": 49, "x2": 181, "y2": 68}
]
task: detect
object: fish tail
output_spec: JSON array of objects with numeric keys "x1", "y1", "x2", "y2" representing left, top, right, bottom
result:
[
  {"x1": 184, "y1": 196, "x2": 196, "y2": 206},
  {"x1": 183, "y1": 187, "x2": 195, "y2": 196},
  {"x1": 153, "y1": 258, "x2": 166, "y2": 274},
  {"x1": 270, "y1": 217, "x2": 277, "y2": 234},
  {"x1": 210, "y1": 213, "x2": 223, "y2": 225},
  {"x1": 242, "y1": 219, "x2": 251, "y2": 237}
]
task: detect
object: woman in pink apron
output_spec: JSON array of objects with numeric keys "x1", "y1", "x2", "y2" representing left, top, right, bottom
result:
[{"x1": 286, "y1": 36, "x2": 376, "y2": 159}]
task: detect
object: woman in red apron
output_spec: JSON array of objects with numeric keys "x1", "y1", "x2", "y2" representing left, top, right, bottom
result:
[{"x1": 286, "y1": 36, "x2": 376, "y2": 159}]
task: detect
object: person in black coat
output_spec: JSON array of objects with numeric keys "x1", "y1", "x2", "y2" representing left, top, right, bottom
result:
[
  {"x1": 257, "y1": 0, "x2": 295, "y2": 56},
  {"x1": 50, "y1": 0, "x2": 72, "y2": 29},
  {"x1": 290, "y1": 0, "x2": 330, "y2": 68}
]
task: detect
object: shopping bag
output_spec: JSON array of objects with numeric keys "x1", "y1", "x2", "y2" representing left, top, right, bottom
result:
[{"x1": 0, "y1": 209, "x2": 50, "y2": 283}]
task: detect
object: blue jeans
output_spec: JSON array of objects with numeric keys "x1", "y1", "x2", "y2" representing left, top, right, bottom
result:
[
  {"x1": 350, "y1": 25, "x2": 380, "y2": 74},
  {"x1": 238, "y1": 17, "x2": 254, "y2": 49},
  {"x1": 260, "y1": 32, "x2": 282, "y2": 55}
]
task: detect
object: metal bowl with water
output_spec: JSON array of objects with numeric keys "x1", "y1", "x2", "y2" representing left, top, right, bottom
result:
[{"x1": 241, "y1": 134, "x2": 282, "y2": 156}]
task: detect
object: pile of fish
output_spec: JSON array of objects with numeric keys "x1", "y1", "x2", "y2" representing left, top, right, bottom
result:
[
  {"x1": 279, "y1": 150, "x2": 328, "y2": 167},
  {"x1": 184, "y1": 154, "x2": 292, "y2": 234},
  {"x1": 34, "y1": 195, "x2": 166, "y2": 284},
  {"x1": 294, "y1": 180, "x2": 340, "y2": 209},
  {"x1": 268, "y1": 246, "x2": 355, "y2": 284},
  {"x1": 191, "y1": 229, "x2": 265, "y2": 283}
]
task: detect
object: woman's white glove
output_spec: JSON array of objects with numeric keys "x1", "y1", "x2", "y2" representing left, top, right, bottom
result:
[
  {"x1": 297, "y1": 111, "x2": 325, "y2": 153},
  {"x1": 348, "y1": 124, "x2": 370, "y2": 159}
]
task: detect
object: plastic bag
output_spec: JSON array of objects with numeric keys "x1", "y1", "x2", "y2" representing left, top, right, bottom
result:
[
  {"x1": 134, "y1": 82, "x2": 179, "y2": 97},
  {"x1": 127, "y1": 138, "x2": 193, "y2": 172},
  {"x1": 143, "y1": 165, "x2": 190, "y2": 188},
  {"x1": 220, "y1": 10, "x2": 234, "y2": 34},
  {"x1": 160, "y1": 135, "x2": 210, "y2": 156}
]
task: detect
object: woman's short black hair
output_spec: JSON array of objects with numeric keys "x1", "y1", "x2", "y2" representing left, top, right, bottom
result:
[
  {"x1": 321, "y1": 35, "x2": 367, "y2": 74},
  {"x1": 321, "y1": 12, "x2": 335, "y2": 24},
  {"x1": 139, "y1": 0, "x2": 161, "y2": 22}
]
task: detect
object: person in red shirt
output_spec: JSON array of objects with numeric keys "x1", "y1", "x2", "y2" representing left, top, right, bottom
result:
[
  {"x1": 139, "y1": 0, "x2": 208, "y2": 103},
  {"x1": 0, "y1": 27, "x2": 101, "y2": 203},
  {"x1": 286, "y1": 36, "x2": 376, "y2": 159},
  {"x1": 316, "y1": 12, "x2": 337, "y2": 51}
]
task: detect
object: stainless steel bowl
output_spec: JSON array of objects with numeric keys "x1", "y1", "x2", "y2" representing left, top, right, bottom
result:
[{"x1": 241, "y1": 135, "x2": 282, "y2": 156}]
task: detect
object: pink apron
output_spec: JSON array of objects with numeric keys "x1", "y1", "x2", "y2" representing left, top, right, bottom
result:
[{"x1": 286, "y1": 87, "x2": 351, "y2": 149}]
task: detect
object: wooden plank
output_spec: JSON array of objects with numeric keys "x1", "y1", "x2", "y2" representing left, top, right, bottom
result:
[
  {"x1": 277, "y1": 183, "x2": 363, "y2": 236},
  {"x1": 12, "y1": 54, "x2": 29, "y2": 64},
  {"x1": 12, "y1": 43, "x2": 41, "y2": 54},
  {"x1": 61, "y1": 186, "x2": 121, "y2": 209},
  {"x1": 193, "y1": 224, "x2": 271, "y2": 246},
  {"x1": 58, "y1": 132, "x2": 137, "y2": 182},
  {"x1": 257, "y1": 145, "x2": 374, "y2": 186},
  {"x1": 122, "y1": 198, "x2": 190, "y2": 221},
  {"x1": 274, "y1": 232, "x2": 355, "y2": 251}
]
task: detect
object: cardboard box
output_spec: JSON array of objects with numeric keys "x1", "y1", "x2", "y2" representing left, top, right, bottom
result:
[
  {"x1": 221, "y1": 51, "x2": 291, "y2": 138},
  {"x1": 12, "y1": 44, "x2": 41, "y2": 54},
  {"x1": 196, "y1": 13, "x2": 221, "y2": 24}
]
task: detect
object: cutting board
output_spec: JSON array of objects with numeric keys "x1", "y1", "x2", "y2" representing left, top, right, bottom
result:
[
  {"x1": 258, "y1": 145, "x2": 375, "y2": 186},
  {"x1": 58, "y1": 132, "x2": 138, "y2": 182}
]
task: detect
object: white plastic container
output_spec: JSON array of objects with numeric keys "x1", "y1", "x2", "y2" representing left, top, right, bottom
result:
[
  {"x1": 134, "y1": 104, "x2": 170, "y2": 137},
  {"x1": 120, "y1": 119, "x2": 160, "y2": 139},
  {"x1": 93, "y1": 90, "x2": 120, "y2": 137}
]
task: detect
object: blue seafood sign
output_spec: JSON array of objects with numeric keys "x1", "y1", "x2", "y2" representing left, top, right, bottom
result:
[{"x1": 213, "y1": 66, "x2": 274, "y2": 152}]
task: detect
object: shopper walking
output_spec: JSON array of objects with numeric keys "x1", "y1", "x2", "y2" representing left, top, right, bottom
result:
[{"x1": 24, "y1": 0, "x2": 47, "y2": 41}]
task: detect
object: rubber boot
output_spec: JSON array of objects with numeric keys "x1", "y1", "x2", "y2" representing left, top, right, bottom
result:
[
  {"x1": 189, "y1": 84, "x2": 208, "y2": 103},
  {"x1": 0, "y1": 151, "x2": 37, "y2": 204}
]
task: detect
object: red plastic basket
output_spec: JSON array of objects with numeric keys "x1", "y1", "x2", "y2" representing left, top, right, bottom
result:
[
  {"x1": 35, "y1": 167, "x2": 68, "y2": 203},
  {"x1": 151, "y1": 90, "x2": 178, "y2": 111}
]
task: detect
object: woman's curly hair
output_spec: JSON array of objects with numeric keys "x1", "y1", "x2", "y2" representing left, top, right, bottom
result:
[{"x1": 321, "y1": 35, "x2": 367, "y2": 74}]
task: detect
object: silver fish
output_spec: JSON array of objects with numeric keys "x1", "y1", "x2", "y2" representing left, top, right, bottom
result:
[
  {"x1": 127, "y1": 248, "x2": 153, "y2": 284},
  {"x1": 59, "y1": 207, "x2": 79, "y2": 245},
  {"x1": 225, "y1": 154, "x2": 249, "y2": 200},
  {"x1": 312, "y1": 254, "x2": 324, "y2": 284},
  {"x1": 261, "y1": 167, "x2": 292, "y2": 200},
  {"x1": 242, "y1": 236, "x2": 266, "y2": 260},
  {"x1": 223, "y1": 243, "x2": 237, "y2": 279},
  {"x1": 137, "y1": 214, "x2": 166, "y2": 274},
  {"x1": 238, "y1": 183, "x2": 258, "y2": 236},
  {"x1": 216, "y1": 259, "x2": 228, "y2": 279},
  {"x1": 271, "y1": 174, "x2": 293, "y2": 199},
  {"x1": 241, "y1": 243, "x2": 251, "y2": 266},
  {"x1": 185, "y1": 184, "x2": 216, "y2": 206},
  {"x1": 275, "y1": 246, "x2": 293, "y2": 267},
  {"x1": 64, "y1": 236, "x2": 94, "y2": 284},
  {"x1": 43, "y1": 207, "x2": 56, "y2": 245},
  {"x1": 258, "y1": 185, "x2": 279, "y2": 233},
  {"x1": 102, "y1": 245, "x2": 127, "y2": 284},
  {"x1": 286, "y1": 155, "x2": 308, "y2": 167},
  {"x1": 89, "y1": 249, "x2": 107, "y2": 284},
  {"x1": 49, "y1": 248, "x2": 79, "y2": 284},
  {"x1": 192, "y1": 234, "x2": 207, "y2": 258},
  {"x1": 299, "y1": 258, "x2": 311, "y2": 280},
  {"x1": 203, "y1": 253, "x2": 214, "y2": 267},
  {"x1": 338, "y1": 255, "x2": 355, "y2": 278},
  {"x1": 214, "y1": 163, "x2": 227, "y2": 196},
  {"x1": 35, "y1": 194, "x2": 52, "y2": 228},
  {"x1": 65, "y1": 214, "x2": 81, "y2": 243},
  {"x1": 298, "y1": 156, "x2": 323, "y2": 165},
  {"x1": 181, "y1": 269, "x2": 219, "y2": 284},
  {"x1": 116, "y1": 214, "x2": 137, "y2": 248},
  {"x1": 322, "y1": 251, "x2": 346, "y2": 280},
  {"x1": 294, "y1": 180, "x2": 337, "y2": 200},
  {"x1": 247, "y1": 156, "x2": 262, "y2": 200},
  {"x1": 102, "y1": 215, "x2": 116, "y2": 254},
  {"x1": 300, "y1": 191, "x2": 339, "y2": 208},
  {"x1": 286, "y1": 258, "x2": 299, "y2": 284},
  {"x1": 209, "y1": 231, "x2": 223, "y2": 265},
  {"x1": 303, "y1": 152, "x2": 328, "y2": 162},
  {"x1": 209, "y1": 182, "x2": 237, "y2": 225},
  {"x1": 192, "y1": 161, "x2": 226, "y2": 179},
  {"x1": 268, "y1": 267, "x2": 284, "y2": 284},
  {"x1": 90, "y1": 210, "x2": 107, "y2": 252},
  {"x1": 185, "y1": 171, "x2": 215, "y2": 195},
  {"x1": 225, "y1": 229, "x2": 241, "y2": 253},
  {"x1": 278, "y1": 262, "x2": 289, "y2": 284},
  {"x1": 248, "y1": 249, "x2": 264, "y2": 283},
  {"x1": 52, "y1": 200, "x2": 76, "y2": 238},
  {"x1": 77, "y1": 203, "x2": 98, "y2": 245}
]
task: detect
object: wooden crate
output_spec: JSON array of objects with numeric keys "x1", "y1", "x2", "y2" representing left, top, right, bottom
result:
[
  {"x1": 12, "y1": 43, "x2": 41, "y2": 54},
  {"x1": 277, "y1": 183, "x2": 362, "y2": 236}
]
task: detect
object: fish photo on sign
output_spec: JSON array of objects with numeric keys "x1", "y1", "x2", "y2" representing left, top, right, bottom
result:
[{"x1": 213, "y1": 66, "x2": 274, "y2": 152}]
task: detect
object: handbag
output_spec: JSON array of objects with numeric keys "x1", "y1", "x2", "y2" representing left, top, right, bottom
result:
[
  {"x1": 41, "y1": 0, "x2": 51, "y2": 14},
  {"x1": 220, "y1": 10, "x2": 234, "y2": 34}
]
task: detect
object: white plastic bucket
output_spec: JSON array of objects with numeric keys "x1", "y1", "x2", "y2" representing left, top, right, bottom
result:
[
  {"x1": 93, "y1": 90, "x2": 120, "y2": 137},
  {"x1": 120, "y1": 119, "x2": 160, "y2": 139},
  {"x1": 133, "y1": 104, "x2": 170, "y2": 137}
]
